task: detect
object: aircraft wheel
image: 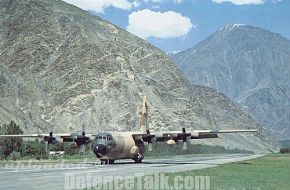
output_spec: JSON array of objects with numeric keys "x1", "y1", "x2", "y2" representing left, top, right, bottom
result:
[
  {"x1": 108, "y1": 160, "x2": 115, "y2": 164},
  {"x1": 133, "y1": 158, "x2": 143, "y2": 163},
  {"x1": 100, "y1": 159, "x2": 114, "y2": 165},
  {"x1": 100, "y1": 159, "x2": 108, "y2": 165}
]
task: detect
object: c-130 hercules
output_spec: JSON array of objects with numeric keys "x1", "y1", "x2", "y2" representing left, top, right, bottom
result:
[{"x1": 0, "y1": 96, "x2": 256, "y2": 164}]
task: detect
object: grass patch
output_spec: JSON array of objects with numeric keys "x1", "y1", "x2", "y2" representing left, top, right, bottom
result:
[
  {"x1": 90, "y1": 154, "x2": 290, "y2": 190},
  {"x1": 145, "y1": 143, "x2": 253, "y2": 158},
  {"x1": 152, "y1": 154, "x2": 290, "y2": 190}
]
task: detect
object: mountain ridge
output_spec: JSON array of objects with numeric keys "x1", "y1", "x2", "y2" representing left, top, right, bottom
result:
[
  {"x1": 172, "y1": 24, "x2": 290, "y2": 140},
  {"x1": 0, "y1": 0, "x2": 277, "y2": 152}
]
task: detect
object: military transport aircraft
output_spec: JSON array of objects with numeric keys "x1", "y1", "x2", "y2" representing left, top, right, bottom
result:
[{"x1": 0, "y1": 96, "x2": 256, "y2": 164}]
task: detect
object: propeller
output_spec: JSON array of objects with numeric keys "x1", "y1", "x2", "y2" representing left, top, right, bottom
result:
[
  {"x1": 44, "y1": 131, "x2": 54, "y2": 153},
  {"x1": 181, "y1": 128, "x2": 188, "y2": 151},
  {"x1": 43, "y1": 126, "x2": 64, "y2": 153},
  {"x1": 79, "y1": 144, "x2": 86, "y2": 154},
  {"x1": 72, "y1": 125, "x2": 90, "y2": 153},
  {"x1": 45, "y1": 141, "x2": 49, "y2": 153},
  {"x1": 81, "y1": 124, "x2": 86, "y2": 136}
]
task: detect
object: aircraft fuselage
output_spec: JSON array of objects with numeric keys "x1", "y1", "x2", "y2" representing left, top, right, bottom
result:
[{"x1": 91, "y1": 132, "x2": 146, "y2": 163}]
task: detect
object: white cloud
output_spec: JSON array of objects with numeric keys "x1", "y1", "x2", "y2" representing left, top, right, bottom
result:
[
  {"x1": 271, "y1": 0, "x2": 283, "y2": 3},
  {"x1": 127, "y1": 9, "x2": 194, "y2": 39},
  {"x1": 63, "y1": 0, "x2": 133, "y2": 13},
  {"x1": 212, "y1": 0, "x2": 266, "y2": 5},
  {"x1": 173, "y1": 0, "x2": 184, "y2": 3},
  {"x1": 150, "y1": 0, "x2": 163, "y2": 2},
  {"x1": 143, "y1": 0, "x2": 184, "y2": 3},
  {"x1": 132, "y1": 0, "x2": 141, "y2": 8}
]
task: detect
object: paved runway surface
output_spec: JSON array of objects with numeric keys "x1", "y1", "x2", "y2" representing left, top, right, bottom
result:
[{"x1": 0, "y1": 154, "x2": 264, "y2": 190}]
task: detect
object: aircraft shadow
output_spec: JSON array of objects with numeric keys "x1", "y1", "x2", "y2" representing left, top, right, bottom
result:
[
  {"x1": 83, "y1": 161, "x2": 222, "y2": 166},
  {"x1": 142, "y1": 161, "x2": 220, "y2": 165}
]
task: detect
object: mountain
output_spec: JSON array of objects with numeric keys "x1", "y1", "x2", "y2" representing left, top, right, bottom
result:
[
  {"x1": 0, "y1": 0, "x2": 276, "y2": 152},
  {"x1": 172, "y1": 24, "x2": 290, "y2": 140}
]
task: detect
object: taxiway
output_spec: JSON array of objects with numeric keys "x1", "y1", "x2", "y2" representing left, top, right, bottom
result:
[{"x1": 0, "y1": 154, "x2": 264, "y2": 190}]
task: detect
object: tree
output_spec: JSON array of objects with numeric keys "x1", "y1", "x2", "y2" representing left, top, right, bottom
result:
[
  {"x1": 21, "y1": 139, "x2": 46, "y2": 158},
  {"x1": 0, "y1": 121, "x2": 23, "y2": 159},
  {"x1": 280, "y1": 148, "x2": 290, "y2": 154}
]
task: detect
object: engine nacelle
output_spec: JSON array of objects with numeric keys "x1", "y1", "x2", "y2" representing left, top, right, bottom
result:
[
  {"x1": 87, "y1": 135, "x2": 95, "y2": 141},
  {"x1": 54, "y1": 137, "x2": 64, "y2": 143},
  {"x1": 69, "y1": 142, "x2": 78, "y2": 147},
  {"x1": 191, "y1": 132, "x2": 199, "y2": 139},
  {"x1": 167, "y1": 139, "x2": 176, "y2": 145}
]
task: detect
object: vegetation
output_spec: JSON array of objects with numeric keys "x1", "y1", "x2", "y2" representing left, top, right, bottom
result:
[
  {"x1": 145, "y1": 142, "x2": 253, "y2": 158},
  {"x1": 279, "y1": 140, "x2": 290, "y2": 154},
  {"x1": 0, "y1": 121, "x2": 23, "y2": 159},
  {"x1": 99, "y1": 154, "x2": 290, "y2": 190},
  {"x1": 280, "y1": 148, "x2": 290, "y2": 154},
  {"x1": 163, "y1": 154, "x2": 290, "y2": 190}
]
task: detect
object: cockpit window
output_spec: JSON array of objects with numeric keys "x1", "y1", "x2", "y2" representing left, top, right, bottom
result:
[{"x1": 97, "y1": 134, "x2": 113, "y2": 141}]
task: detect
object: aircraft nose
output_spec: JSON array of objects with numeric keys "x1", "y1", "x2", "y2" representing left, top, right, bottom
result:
[{"x1": 93, "y1": 144, "x2": 107, "y2": 158}]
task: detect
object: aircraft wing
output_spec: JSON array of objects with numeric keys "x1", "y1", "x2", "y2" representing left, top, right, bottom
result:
[
  {"x1": 0, "y1": 133, "x2": 96, "y2": 144},
  {"x1": 189, "y1": 129, "x2": 257, "y2": 139},
  {"x1": 0, "y1": 132, "x2": 97, "y2": 153},
  {"x1": 133, "y1": 129, "x2": 257, "y2": 142},
  {"x1": 0, "y1": 134, "x2": 71, "y2": 138}
]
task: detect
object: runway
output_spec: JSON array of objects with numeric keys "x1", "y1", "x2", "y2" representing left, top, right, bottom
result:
[{"x1": 0, "y1": 154, "x2": 264, "y2": 190}]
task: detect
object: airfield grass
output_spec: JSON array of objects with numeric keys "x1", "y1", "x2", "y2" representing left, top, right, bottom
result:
[
  {"x1": 93, "y1": 154, "x2": 290, "y2": 190},
  {"x1": 164, "y1": 153, "x2": 290, "y2": 190}
]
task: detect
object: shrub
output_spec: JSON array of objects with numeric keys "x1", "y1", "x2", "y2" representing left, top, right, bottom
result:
[
  {"x1": 280, "y1": 148, "x2": 290, "y2": 154},
  {"x1": 8, "y1": 151, "x2": 21, "y2": 161},
  {"x1": 0, "y1": 121, "x2": 23, "y2": 159}
]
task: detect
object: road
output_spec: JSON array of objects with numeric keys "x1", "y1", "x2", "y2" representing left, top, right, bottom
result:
[{"x1": 0, "y1": 154, "x2": 264, "y2": 190}]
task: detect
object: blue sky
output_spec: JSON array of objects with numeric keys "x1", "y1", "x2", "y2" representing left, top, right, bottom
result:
[{"x1": 64, "y1": 0, "x2": 290, "y2": 52}]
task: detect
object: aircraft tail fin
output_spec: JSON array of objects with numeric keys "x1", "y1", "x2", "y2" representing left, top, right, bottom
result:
[{"x1": 140, "y1": 96, "x2": 149, "y2": 133}]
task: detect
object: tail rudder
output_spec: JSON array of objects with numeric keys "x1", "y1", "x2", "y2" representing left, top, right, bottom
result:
[{"x1": 140, "y1": 96, "x2": 148, "y2": 133}]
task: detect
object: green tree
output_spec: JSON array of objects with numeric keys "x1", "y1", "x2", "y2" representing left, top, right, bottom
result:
[
  {"x1": 21, "y1": 139, "x2": 46, "y2": 158},
  {"x1": 0, "y1": 121, "x2": 23, "y2": 159},
  {"x1": 63, "y1": 143, "x2": 86, "y2": 155}
]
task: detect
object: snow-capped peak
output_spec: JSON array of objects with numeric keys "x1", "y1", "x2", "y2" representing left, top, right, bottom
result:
[
  {"x1": 167, "y1": 50, "x2": 181, "y2": 55},
  {"x1": 220, "y1": 24, "x2": 245, "y2": 31}
]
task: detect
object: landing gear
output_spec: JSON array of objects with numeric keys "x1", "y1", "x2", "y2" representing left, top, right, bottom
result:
[
  {"x1": 133, "y1": 158, "x2": 143, "y2": 163},
  {"x1": 133, "y1": 153, "x2": 143, "y2": 163},
  {"x1": 100, "y1": 159, "x2": 114, "y2": 165},
  {"x1": 100, "y1": 159, "x2": 107, "y2": 165}
]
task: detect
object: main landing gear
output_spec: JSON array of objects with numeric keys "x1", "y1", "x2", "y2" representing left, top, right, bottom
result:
[
  {"x1": 133, "y1": 153, "x2": 143, "y2": 163},
  {"x1": 100, "y1": 159, "x2": 115, "y2": 165},
  {"x1": 133, "y1": 158, "x2": 143, "y2": 163}
]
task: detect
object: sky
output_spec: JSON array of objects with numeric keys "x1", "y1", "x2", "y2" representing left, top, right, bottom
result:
[{"x1": 63, "y1": 0, "x2": 290, "y2": 52}]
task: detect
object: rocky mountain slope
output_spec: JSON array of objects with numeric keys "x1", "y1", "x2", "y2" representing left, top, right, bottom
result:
[
  {"x1": 172, "y1": 24, "x2": 290, "y2": 140},
  {"x1": 0, "y1": 0, "x2": 276, "y2": 152}
]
